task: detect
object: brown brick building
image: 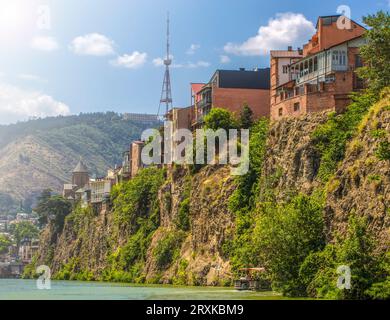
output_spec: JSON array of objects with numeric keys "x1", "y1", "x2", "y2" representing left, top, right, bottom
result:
[
  {"x1": 166, "y1": 106, "x2": 194, "y2": 132},
  {"x1": 131, "y1": 141, "x2": 145, "y2": 177},
  {"x1": 270, "y1": 16, "x2": 367, "y2": 120},
  {"x1": 192, "y1": 68, "x2": 270, "y2": 128}
]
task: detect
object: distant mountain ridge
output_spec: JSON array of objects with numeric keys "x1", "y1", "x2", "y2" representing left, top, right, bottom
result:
[{"x1": 0, "y1": 112, "x2": 160, "y2": 213}]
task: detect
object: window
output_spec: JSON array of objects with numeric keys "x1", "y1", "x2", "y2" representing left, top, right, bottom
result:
[
  {"x1": 341, "y1": 51, "x2": 347, "y2": 65},
  {"x1": 332, "y1": 50, "x2": 347, "y2": 66},
  {"x1": 332, "y1": 50, "x2": 339, "y2": 64},
  {"x1": 282, "y1": 65, "x2": 289, "y2": 74},
  {"x1": 309, "y1": 59, "x2": 313, "y2": 73},
  {"x1": 278, "y1": 108, "x2": 283, "y2": 116},
  {"x1": 355, "y1": 54, "x2": 363, "y2": 68},
  {"x1": 314, "y1": 57, "x2": 318, "y2": 72},
  {"x1": 294, "y1": 102, "x2": 300, "y2": 112},
  {"x1": 323, "y1": 17, "x2": 332, "y2": 25}
]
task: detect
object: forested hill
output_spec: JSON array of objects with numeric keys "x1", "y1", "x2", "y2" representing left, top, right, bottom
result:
[{"x1": 0, "y1": 112, "x2": 160, "y2": 213}]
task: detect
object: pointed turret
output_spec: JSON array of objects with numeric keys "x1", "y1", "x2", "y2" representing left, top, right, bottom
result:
[
  {"x1": 72, "y1": 157, "x2": 89, "y2": 188},
  {"x1": 73, "y1": 158, "x2": 89, "y2": 173}
]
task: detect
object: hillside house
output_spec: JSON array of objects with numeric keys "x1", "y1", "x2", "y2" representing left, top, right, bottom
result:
[
  {"x1": 191, "y1": 68, "x2": 271, "y2": 128},
  {"x1": 270, "y1": 15, "x2": 367, "y2": 120}
]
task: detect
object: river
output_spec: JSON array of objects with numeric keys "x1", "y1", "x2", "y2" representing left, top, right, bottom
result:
[{"x1": 0, "y1": 279, "x2": 287, "y2": 300}]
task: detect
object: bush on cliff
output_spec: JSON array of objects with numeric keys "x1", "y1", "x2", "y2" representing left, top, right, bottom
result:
[
  {"x1": 301, "y1": 215, "x2": 389, "y2": 300},
  {"x1": 253, "y1": 194, "x2": 325, "y2": 297},
  {"x1": 112, "y1": 167, "x2": 165, "y2": 228},
  {"x1": 153, "y1": 230, "x2": 186, "y2": 269},
  {"x1": 312, "y1": 92, "x2": 376, "y2": 182},
  {"x1": 225, "y1": 118, "x2": 269, "y2": 271},
  {"x1": 103, "y1": 167, "x2": 165, "y2": 282}
]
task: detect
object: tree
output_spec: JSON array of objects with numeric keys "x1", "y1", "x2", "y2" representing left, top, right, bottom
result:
[
  {"x1": 357, "y1": 11, "x2": 390, "y2": 94},
  {"x1": 204, "y1": 108, "x2": 237, "y2": 131},
  {"x1": 0, "y1": 234, "x2": 12, "y2": 254},
  {"x1": 34, "y1": 189, "x2": 52, "y2": 227},
  {"x1": 9, "y1": 221, "x2": 39, "y2": 246},
  {"x1": 301, "y1": 215, "x2": 383, "y2": 299},
  {"x1": 34, "y1": 190, "x2": 72, "y2": 231},
  {"x1": 239, "y1": 104, "x2": 254, "y2": 129},
  {"x1": 253, "y1": 194, "x2": 325, "y2": 296}
]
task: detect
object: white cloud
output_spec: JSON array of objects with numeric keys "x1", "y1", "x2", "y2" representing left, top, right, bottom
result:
[
  {"x1": 31, "y1": 36, "x2": 59, "y2": 51},
  {"x1": 153, "y1": 57, "x2": 164, "y2": 67},
  {"x1": 173, "y1": 61, "x2": 211, "y2": 69},
  {"x1": 186, "y1": 44, "x2": 200, "y2": 55},
  {"x1": 110, "y1": 51, "x2": 148, "y2": 69},
  {"x1": 70, "y1": 33, "x2": 115, "y2": 56},
  {"x1": 220, "y1": 55, "x2": 231, "y2": 64},
  {"x1": 224, "y1": 13, "x2": 315, "y2": 56},
  {"x1": 152, "y1": 55, "x2": 174, "y2": 67},
  {"x1": 189, "y1": 61, "x2": 211, "y2": 68},
  {"x1": 0, "y1": 83, "x2": 70, "y2": 124},
  {"x1": 153, "y1": 54, "x2": 210, "y2": 69},
  {"x1": 18, "y1": 74, "x2": 47, "y2": 83}
]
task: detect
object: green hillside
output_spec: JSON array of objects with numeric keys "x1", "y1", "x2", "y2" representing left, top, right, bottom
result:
[{"x1": 0, "y1": 112, "x2": 160, "y2": 213}]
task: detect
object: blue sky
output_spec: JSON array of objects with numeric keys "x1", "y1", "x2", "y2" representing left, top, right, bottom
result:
[{"x1": 0, "y1": 0, "x2": 387, "y2": 124}]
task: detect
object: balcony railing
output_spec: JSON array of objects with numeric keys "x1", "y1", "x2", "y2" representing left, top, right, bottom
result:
[{"x1": 197, "y1": 99, "x2": 212, "y2": 109}]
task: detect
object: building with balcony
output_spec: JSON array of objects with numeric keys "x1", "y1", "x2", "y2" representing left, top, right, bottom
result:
[
  {"x1": 270, "y1": 15, "x2": 367, "y2": 120},
  {"x1": 191, "y1": 68, "x2": 270, "y2": 128}
]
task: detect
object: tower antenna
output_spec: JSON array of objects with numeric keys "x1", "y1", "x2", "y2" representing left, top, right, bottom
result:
[{"x1": 158, "y1": 12, "x2": 173, "y2": 118}]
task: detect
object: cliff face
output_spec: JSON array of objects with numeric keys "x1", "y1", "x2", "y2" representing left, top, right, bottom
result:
[
  {"x1": 261, "y1": 112, "x2": 327, "y2": 198},
  {"x1": 33, "y1": 92, "x2": 389, "y2": 286},
  {"x1": 325, "y1": 96, "x2": 390, "y2": 250}
]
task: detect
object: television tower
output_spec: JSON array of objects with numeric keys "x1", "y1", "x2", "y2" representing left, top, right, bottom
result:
[{"x1": 158, "y1": 12, "x2": 173, "y2": 118}]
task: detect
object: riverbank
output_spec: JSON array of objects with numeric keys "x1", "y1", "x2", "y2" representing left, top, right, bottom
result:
[{"x1": 0, "y1": 279, "x2": 299, "y2": 300}]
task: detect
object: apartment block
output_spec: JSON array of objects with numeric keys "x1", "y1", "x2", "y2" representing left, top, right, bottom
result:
[
  {"x1": 270, "y1": 15, "x2": 367, "y2": 120},
  {"x1": 192, "y1": 68, "x2": 270, "y2": 128}
]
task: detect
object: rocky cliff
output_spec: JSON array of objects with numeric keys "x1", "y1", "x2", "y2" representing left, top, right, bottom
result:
[{"x1": 31, "y1": 91, "x2": 389, "y2": 291}]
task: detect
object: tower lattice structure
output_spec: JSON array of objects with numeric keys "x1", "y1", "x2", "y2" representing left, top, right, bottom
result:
[{"x1": 158, "y1": 13, "x2": 173, "y2": 118}]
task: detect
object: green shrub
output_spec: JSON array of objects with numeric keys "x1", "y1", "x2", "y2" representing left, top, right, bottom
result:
[
  {"x1": 0, "y1": 234, "x2": 11, "y2": 254},
  {"x1": 226, "y1": 118, "x2": 269, "y2": 272},
  {"x1": 253, "y1": 194, "x2": 325, "y2": 297},
  {"x1": 176, "y1": 198, "x2": 190, "y2": 231},
  {"x1": 172, "y1": 259, "x2": 189, "y2": 285},
  {"x1": 312, "y1": 92, "x2": 376, "y2": 182},
  {"x1": 153, "y1": 230, "x2": 186, "y2": 269},
  {"x1": 375, "y1": 140, "x2": 390, "y2": 161},
  {"x1": 204, "y1": 108, "x2": 238, "y2": 131},
  {"x1": 302, "y1": 215, "x2": 387, "y2": 299}
]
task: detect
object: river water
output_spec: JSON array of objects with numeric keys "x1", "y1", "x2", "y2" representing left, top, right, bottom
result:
[{"x1": 0, "y1": 279, "x2": 286, "y2": 300}]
